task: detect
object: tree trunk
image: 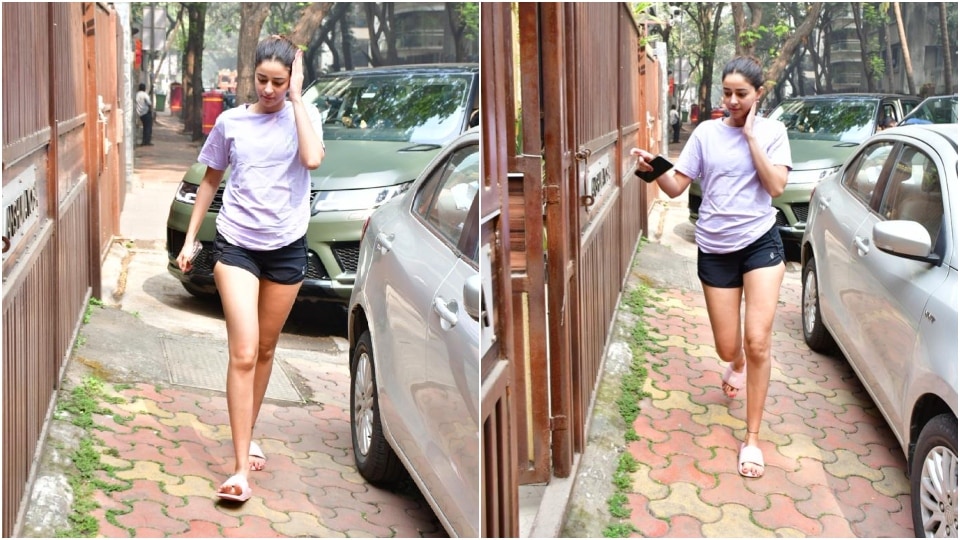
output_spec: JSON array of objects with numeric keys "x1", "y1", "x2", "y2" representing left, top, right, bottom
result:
[
  {"x1": 893, "y1": 2, "x2": 916, "y2": 95},
  {"x1": 760, "y1": 2, "x2": 824, "y2": 107},
  {"x1": 880, "y1": 8, "x2": 896, "y2": 92},
  {"x1": 731, "y1": 2, "x2": 763, "y2": 58},
  {"x1": 446, "y1": 3, "x2": 467, "y2": 62},
  {"x1": 851, "y1": 3, "x2": 876, "y2": 92},
  {"x1": 939, "y1": 2, "x2": 954, "y2": 93},
  {"x1": 365, "y1": 4, "x2": 385, "y2": 66},
  {"x1": 182, "y1": 3, "x2": 207, "y2": 141},
  {"x1": 305, "y1": 3, "x2": 349, "y2": 77},
  {"x1": 234, "y1": 3, "x2": 271, "y2": 107},
  {"x1": 288, "y1": 3, "x2": 333, "y2": 47},
  {"x1": 692, "y1": 3, "x2": 725, "y2": 125},
  {"x1": 340, "y1": 13, "x2": 354, "y2": 70}
]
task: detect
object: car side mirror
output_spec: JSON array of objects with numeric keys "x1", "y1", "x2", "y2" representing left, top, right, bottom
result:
[
  {"x1": 469, "y1": 109, "x2": 480, "y2": 128},
  {"x1": 464, "y1": 273, "x2": 482, "y2": 321},
  {"x1": 873, "y1": 220, "x2": 941, "y2": 265}
]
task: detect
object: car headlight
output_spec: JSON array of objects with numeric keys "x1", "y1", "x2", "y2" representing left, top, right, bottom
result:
[
  {"x1": 312, "y1": 182, "x2": 412, "y2": 213},
  {"x1": 174, "y1": 182, "x2": 199, "y2": 204},
  {"x1": 788, "y1": 166, "x2": 841, "y2": 185}
]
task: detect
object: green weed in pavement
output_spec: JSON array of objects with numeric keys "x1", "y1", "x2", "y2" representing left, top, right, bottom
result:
[
  {"x1": 54, "y1": 376, "x2": 132, "y2": 538},
  {"x1": 603, "y1": 279, "x2": 665, "y2": 537}
]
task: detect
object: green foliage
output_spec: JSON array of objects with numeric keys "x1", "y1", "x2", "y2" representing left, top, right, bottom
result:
[
  {"x1": 603, "y1": 522, "x2": 640, "y2": 537},
  {"x1": 54, "y1": 377, "x2": 132, "y2": 537},
  {"x1": 82, "y1": 297, "x2": 103, "y2": 325},
  {"x1": 457, "y1": 2, "x2": 480, "y2": 40},
  {"x1": 603, "y1": 277, "x2": 663, "y2": 537}
]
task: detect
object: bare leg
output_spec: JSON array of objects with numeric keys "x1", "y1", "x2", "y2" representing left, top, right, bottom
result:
[
  {"x1": 213, "y1": 264, "x2": 300, "y2": 495},
  {"x1": 701, "y1": 284, "x2": 746, "y2": 397},
  {"x1": 740, "y1": 261, "x2": 785, "y2": 476}
]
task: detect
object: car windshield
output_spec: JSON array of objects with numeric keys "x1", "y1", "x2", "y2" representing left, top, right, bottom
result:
[
  {"x1": 902, "y1": 96, "x2": 959, "y2": 124},
  {"x1": 303, "y1": 72, "x2": 472, "y2": 145},
  {"x1": 768, "y1": 98, "x2": 879, "y2": 143}
]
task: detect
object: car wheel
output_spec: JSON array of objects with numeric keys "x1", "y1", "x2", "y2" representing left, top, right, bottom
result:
[
  {"x1": 801, "y1": 257, "x2": 835, "y2": 353},
  {"x1": 350, "y1": 330, "x2": 403, "y2": 485},
  {"x1": 911, "y1": 413, "x2": 959, "y2": 537}
]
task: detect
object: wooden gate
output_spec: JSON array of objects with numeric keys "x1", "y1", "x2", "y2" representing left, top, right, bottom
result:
[
  {"x1": 481, "y1": 3, "x2": 662, "y2": 531},
  {"x1": 2, "y1": 3, "x2": 124, "y2": 535}
]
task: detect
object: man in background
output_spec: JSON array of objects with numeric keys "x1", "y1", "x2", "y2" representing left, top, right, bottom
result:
[{"x1": 136, "y1": 83, "x2": 153, "y2": 146}]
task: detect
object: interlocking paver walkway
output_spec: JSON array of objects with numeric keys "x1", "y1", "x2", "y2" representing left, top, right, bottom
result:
[
  {"x1": 47, "y1": 374, "x2": 444, "y2": 538},
  {"x1": 619, "y1": 262, "x2": 913, "y2": 537}
]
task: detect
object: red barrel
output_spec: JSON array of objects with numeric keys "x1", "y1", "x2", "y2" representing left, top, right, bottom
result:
[
  {"x1": 169, "y1": 82, "x2": 183, "y2": 115},
  {"x1": 202, "y1": 90, "x2": 224, "y2": 135}
]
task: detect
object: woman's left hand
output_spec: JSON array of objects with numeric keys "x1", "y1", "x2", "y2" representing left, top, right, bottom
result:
[{"x1": 290, "y1": 49, "x2": 305, "y2": 102}]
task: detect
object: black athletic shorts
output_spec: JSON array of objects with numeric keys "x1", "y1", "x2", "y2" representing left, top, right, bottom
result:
[
  {"x1": 697, "y1": 225, "x2": 785, "y2": 288},
  {"x1": 213, "y1": 232, "x2": 308, "y2": 285}
]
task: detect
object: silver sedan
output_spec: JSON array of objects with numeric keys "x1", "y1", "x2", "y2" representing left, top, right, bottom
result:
[
  {"x1": 348, "y1": 129, "x2": 480, "y2": 538},
  {"x1": 800, "y1": 123, "x2": 958, "y2": 537}
]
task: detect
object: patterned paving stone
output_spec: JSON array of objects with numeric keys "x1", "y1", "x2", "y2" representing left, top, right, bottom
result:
[
  {"x1": 649, "y1": 454, "x2": 717, "y2": 491},
  {"x1": 700, "y1": 503, "x2": 773, "y2": 537},
  {"x1": 624, "y1": 493, "x2": 670, "y2": 537},
  {"x1": 753, "y1": 493, "x2": 822, "y2": 535},
  {"x1": 647, "y1": 482, "x2": 722, "y2": 523},
  {"x1": 697, "y1": 471, "x2": 769, "y2": 512},
  {"x1": 112, "y1": 499, "x2": 190, "y2": 535}
]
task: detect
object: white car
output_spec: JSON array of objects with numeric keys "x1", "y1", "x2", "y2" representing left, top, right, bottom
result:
[
  {"x1": 800, "y1": 123, "x2": 958, "y2": 537},
  {"x1": 347, "y1": 129, "x2": 480, "y2": 538}
]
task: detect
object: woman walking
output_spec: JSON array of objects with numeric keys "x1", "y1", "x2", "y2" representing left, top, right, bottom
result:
[
  {"x1": 177, "y1": 35, "x2": 324, "y2": 501},
  {"x1": 631, "y1": 56, "x2": 792, "y2": 478}
]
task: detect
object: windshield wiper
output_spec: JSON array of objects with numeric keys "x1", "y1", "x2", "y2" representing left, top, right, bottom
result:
[{"x1": 399, "y1": 143, "x2": 443, "y2": 152}]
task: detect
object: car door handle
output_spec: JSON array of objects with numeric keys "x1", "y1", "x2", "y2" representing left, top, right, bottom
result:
[
  {"x1": 375, "y1": 232, "x2": 394, "y2": 254},
  {"x1": 854, "y1": 236, "x2": 870, "y2": 255},
  {"x1": 818, "y1": 196, "x2": 829, "y2": 211},
  {"x1": 433, "y1": 296, "x2": 459, "y2": 328}
]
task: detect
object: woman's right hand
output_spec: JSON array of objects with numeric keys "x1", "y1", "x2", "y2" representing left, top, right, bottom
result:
[
  {"x1": 630, "y1": 147, "x2": 656, "y2": 174},
  {"x1": 176, "y1": 240, "x2": 195, "y2": 274}
]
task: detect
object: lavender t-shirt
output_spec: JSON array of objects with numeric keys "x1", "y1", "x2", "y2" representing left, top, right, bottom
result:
[
  {"x1": 675, "y1": 117, "x2": 792, "y2": 254},
  {"x1": 198, "y1": 101, "x2": 323, "y2": 251}
]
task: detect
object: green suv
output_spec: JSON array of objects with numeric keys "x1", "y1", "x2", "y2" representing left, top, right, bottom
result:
[
  {"x1": 166, "y1": 64, "x2": 479, "y2": 302},
  {"x1": 688, "y1": 93, "x2": 919, "y2": 245}
]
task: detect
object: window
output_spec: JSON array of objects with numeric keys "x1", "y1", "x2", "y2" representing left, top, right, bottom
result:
[
  {"x1": 878, "y1": 147, "x2": 943, "y2": 246},
  {"x1": 841, "y1": 142, "x2": 894, "y2": 205},
  {"x1": 413, "y1": 144, "x2": 480, "y2": 251}
]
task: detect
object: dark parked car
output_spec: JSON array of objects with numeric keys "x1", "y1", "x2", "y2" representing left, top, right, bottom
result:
[
  {"x1": 166, "y1": 64, "x2": 479, "y2": 303},
  {"x1": 800, "y1": 123, "x2": 957, "y2": 537},
  {"x1": 689, "y1": 93, "x2": 920, "y2": 246}
]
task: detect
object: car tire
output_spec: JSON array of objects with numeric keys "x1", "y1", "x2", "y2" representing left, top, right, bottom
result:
[
  {"x1": 350, "y1": 330, "x2": 403, "y2": 485},
  {"x1": 801, "y1": 257, "x2": 835, "y2": 353},
  {"x1": 911, "y1": 413, "x2": 959, "y2": 538}
]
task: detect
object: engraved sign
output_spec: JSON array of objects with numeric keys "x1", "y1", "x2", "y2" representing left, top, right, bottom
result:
[{"x1": 3, "y1": 165, "x2": 40, "y2": 261}]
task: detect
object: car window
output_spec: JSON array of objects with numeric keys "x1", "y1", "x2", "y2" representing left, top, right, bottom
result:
[
  {"x1": 414, "y1": 144, "x2": 480, "y2": 249},
  {"x1": 881, "y1": 103, "x2": 897, "y2": 122},
  {"x1": 768, "y1": 98, "x2": 878, "y2": 143},
  {"x1": 878, "y1": 147, "x2": 943, "y2": 246},
  {"x1": 841, "y1": 141, "x2": 895, "y2": 205},
  {"x1": 305, "y1": 73, "x2": 473, "y2": 145}
]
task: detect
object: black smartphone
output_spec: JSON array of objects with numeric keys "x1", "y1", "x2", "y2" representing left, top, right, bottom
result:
[{"x1": 634, "y1": 155, "x2": 674, "y2": 183}]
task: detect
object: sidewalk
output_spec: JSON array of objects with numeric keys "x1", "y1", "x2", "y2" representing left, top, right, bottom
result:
[
  {"x1": 553, "y1": 122, "x2": 914, "y2": 536},
  {"x1": 16, "y1": 110, "x2": 444, "y2": 538}
]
